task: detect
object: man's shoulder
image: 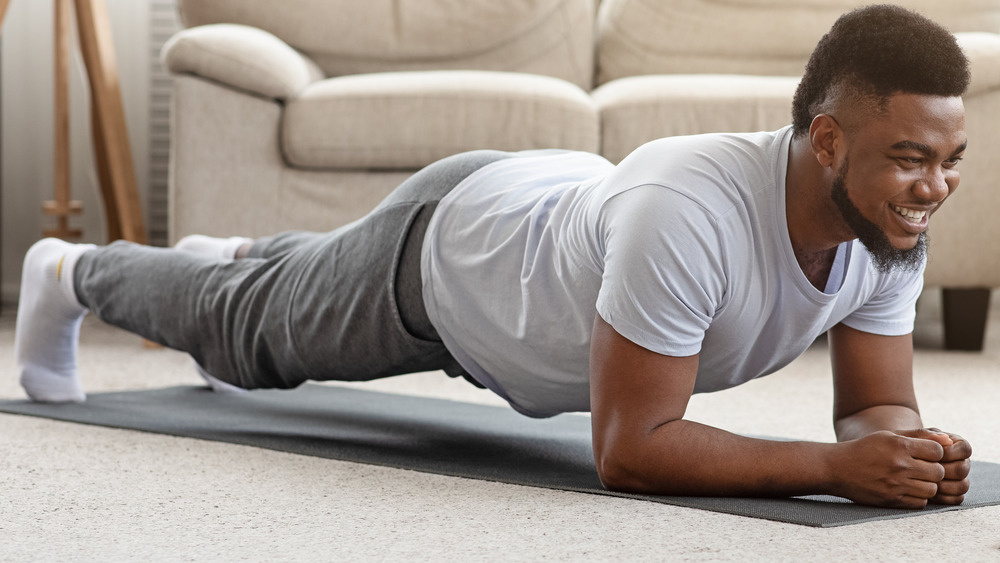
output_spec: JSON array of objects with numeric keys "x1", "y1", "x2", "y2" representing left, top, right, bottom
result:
[
  {"x1": 608, "y1": 127, "x2": 791, "y2": 200},
  {"x1": 621, "y1": 128, "x2": 789, "y2": 169},
  {"x1": 599, "y1": 128, "x2": 790, "y2": 225}
]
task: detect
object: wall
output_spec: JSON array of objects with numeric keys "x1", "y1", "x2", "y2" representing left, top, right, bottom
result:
[{"x1": 1, "y1": 0, "x2": 151, "y2": 303}]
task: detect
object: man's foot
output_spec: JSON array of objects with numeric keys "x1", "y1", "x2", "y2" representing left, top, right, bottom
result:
[
  {"x1": 15, "y1": 238, "x2": 96, "y2": 403},
  {"x1": 174, "y1": 234, "x2": 252, "y2": 261}
]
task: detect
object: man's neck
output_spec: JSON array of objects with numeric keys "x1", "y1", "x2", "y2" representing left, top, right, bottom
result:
[{"x1": 785, "y1": 134, "x2": 850, "y2": 289}]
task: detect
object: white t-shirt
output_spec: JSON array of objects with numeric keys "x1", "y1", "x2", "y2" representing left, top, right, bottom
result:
[{"x1": 421, "y1": 127, "x2": 923, "y2": 418}]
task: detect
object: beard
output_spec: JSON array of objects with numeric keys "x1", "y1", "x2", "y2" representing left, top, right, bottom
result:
[{"x1": 830, "y1": 161, "x2": 927, "y2": 274}]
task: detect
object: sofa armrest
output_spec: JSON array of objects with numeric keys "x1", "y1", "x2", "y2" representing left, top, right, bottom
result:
[
  {"x1": 162, "y1": 24, "x2": 324, "y2": 100},
  {"x1": 957, "y1": 32, "x2": 1000, "y2": 97}
]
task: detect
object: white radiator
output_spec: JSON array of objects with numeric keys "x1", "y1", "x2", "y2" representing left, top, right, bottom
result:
[{"x1": 147, "y1": 0, "x2": 180, "y2": 247}]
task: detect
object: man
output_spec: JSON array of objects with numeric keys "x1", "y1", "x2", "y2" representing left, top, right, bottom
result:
[{"x1": 15, "y1": 5, "x2": 972, "y2": 508}]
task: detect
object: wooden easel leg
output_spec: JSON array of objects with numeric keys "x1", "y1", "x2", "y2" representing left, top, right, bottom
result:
[
  {"x1": 91, "y1": 97, "x2": 122, "y2": 241},
  {"x1": 73, "y1": 0, "x2": 146, "y2": 244},
  {"x1": 43, "y1": 0, "x2": 83, "y2": 239},
  {"x1": 0, "y1": 0, "x2": 10, "y2": 28}
]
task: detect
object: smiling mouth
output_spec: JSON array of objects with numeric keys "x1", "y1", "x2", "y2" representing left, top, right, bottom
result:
[{"x1": 892, "y1": 205, "x2": 927, "y2": 222}]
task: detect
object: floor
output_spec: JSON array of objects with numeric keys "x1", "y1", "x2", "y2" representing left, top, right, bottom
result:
[{"x1": 0, "y1": 290, "x2": 998, "y2": 561}]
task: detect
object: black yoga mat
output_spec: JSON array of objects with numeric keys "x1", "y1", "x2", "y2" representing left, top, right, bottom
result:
[{"x1": 1, "y1": 384, "x2": 997, "y2": 528}]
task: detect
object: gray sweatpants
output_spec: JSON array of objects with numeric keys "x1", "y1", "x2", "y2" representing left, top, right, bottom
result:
[{"x1": 73, "y1": 150, "x2": 513, "y2": 390}]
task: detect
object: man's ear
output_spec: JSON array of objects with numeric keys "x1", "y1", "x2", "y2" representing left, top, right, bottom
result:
[{"x1": 809, "y1": 114, "x2": 841, "y2": 168}]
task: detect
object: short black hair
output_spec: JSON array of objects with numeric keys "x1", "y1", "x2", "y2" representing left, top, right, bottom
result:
[{"x1": 791, "y1": 4, "x2": 970, "y2": 137}]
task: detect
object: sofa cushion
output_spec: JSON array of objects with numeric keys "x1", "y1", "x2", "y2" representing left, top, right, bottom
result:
[
  {"x1": 282, "y1": 70, "x2": 599, "y2": 170},
  {"x1": 959, "y1": 32, "x2": 1000, "y2": 97},
  {"x1": 178, "y1": 0, "x2": 596, "y2": 89},
  {"x1": 593, "y1": 75, "x2": 799, "y2": 163},
  {"x1": 597, "y1": 0, "x2": 1000, "y2": 85},
  {"x1": 162, "y1": 24, "x2": 325, "y2": 100}
]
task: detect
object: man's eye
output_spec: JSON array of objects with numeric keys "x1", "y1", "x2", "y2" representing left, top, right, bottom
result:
[{"x1": 944, "y1": 157, "x2": 963, "y2": 168}]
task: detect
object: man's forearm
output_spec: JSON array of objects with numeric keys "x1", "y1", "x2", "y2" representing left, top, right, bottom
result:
[
  {"x1": 596, "y1": 416, "x2": 949, "y2": 508},
  {"x1": 596, "y1": 418, "x2": 840, "y2": 498},
  {"x1": 834, "y1": 404, "x2": 923, "y2": 442}
]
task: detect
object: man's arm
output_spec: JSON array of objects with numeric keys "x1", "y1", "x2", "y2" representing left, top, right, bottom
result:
[
  {"x1": 828, "y1": 322, "x2": 972, "y2": 505},
  {"x1": 589, "y1": 314, "x2": 950, "y2": 508}
]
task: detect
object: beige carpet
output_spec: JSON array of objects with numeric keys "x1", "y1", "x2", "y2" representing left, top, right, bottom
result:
[{"x1": 1, "y1": 289, "x2": 998, "y2": 561}]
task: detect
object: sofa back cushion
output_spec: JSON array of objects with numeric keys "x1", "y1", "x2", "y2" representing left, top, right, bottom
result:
[
  {"x1": 178, "y1": 0, "x2": 597, "y2": 89},
  {"x1": 597, "y1": 0, "x2": 1000, "y2": 85}
]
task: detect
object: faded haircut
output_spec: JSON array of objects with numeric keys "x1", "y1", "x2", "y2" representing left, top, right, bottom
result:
[{"x1": 791, "y1": 4, "x2": 970, "y2": 137}]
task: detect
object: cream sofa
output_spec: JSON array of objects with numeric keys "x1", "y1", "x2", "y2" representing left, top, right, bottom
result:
[
  {"x1": 164, "y1": 0, "x2": 599, "y2": 237},
  {"x1": 163, "y1": 0, "x2": 1000, "y2": 349}
]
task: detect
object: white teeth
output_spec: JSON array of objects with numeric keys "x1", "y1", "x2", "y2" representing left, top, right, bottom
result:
[{"x1": 893, "y1": 205, "x2": 926, "y2": 221}]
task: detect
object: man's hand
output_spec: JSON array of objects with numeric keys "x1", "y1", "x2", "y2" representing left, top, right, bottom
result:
[
  {"x1": 920, "y1": 429, "x2": 973, "y2": 505},
  {"x1": 828, "y1": 325, "x2": 972, "y2": 507},
  {"x1": 830, "y1": 429, "x2": 971, "y2": 508}
]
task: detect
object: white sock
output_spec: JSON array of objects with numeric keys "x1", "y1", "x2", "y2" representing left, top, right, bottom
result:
[
  {"x1": 194, "y1": 361, "x2": 247, "y2": 393},
  {"x1": 15, "y1": 238, "x2": 97, "y2": 403},
  {"x1": 174, "y1": 234, "x2": 252, "y2": 261}
]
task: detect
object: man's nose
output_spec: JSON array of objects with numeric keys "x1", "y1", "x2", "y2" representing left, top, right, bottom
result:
[{"x1": 912, "y1": 168, "x2": 952, "y2": 203}]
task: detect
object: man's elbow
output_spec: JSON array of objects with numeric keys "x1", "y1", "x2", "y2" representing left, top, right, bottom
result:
[{"x1": 594, "y1": 444, "x2": 657, "y2": 494}]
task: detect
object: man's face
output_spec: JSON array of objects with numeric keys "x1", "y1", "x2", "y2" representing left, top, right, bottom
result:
[
  {"x1": 831, "y1": 160, "x2": 926, "y2": 273},
  {"x1": 831, "y1": 94, "x2": 966, "y2": 273}
]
